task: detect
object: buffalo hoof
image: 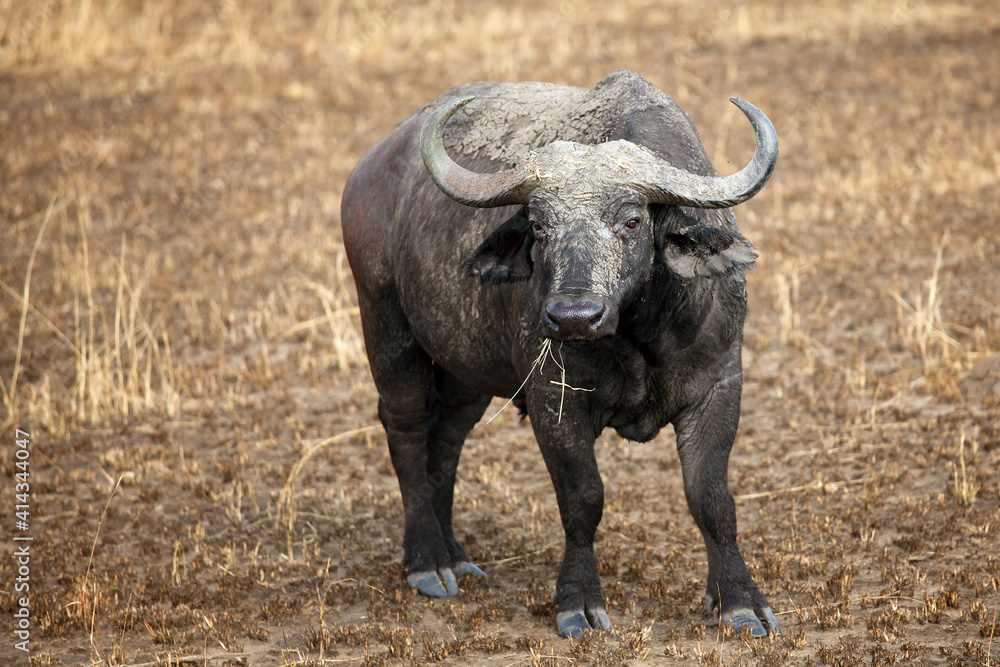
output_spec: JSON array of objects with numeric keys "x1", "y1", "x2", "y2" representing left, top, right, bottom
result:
[
  {"x1": 407, "y1": 568, "x2": 459, "y2": 597},
  {"x1": 720, "y1": 606, "x2": 781, "y2": 637},
  {"x1": 556, "y1": 607, "x2": 612, "y2": 638},
  {"x1": 453, "y1": 560, "x2": 487, "y2": 578}
]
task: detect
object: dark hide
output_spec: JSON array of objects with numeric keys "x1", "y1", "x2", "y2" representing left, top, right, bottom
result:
[
  {"x1": 464, "y1": 209, "x2": 534, "y2": 284},
  {"x1": 341, "y1": 70, "x2": 780, "y2": 639}
]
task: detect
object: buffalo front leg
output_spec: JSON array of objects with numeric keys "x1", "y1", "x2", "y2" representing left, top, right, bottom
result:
[
  {"x1": 674, "y1": 372, "x2": 780, "y2": 637},
  {"x1": 528, "y1": 386, "x2": 611, "y2": 638},
  {"x1": 359, "y1": 292, "x2": 458, "y2": 598}
]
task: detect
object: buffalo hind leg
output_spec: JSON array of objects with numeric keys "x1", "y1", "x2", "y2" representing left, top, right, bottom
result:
[
  {"x1": 674, "y1": 372, "x2": 780, "y2": 637},
  {"x1": 359, "y1": 290, "x2": 458, "y2": 597},
  {"x1": 419, "y1": 366, "x2": 492, "y2": 584}
]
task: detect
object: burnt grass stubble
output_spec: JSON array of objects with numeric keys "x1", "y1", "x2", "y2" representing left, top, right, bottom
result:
[{"x1": 1, "y1": 1, "x2": 999, "y2": 665}]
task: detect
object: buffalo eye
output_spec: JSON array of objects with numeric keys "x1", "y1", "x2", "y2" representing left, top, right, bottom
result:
[
  {"x1": 624, "y1": 218, "x2": 641, "y2": 230},
  {"x1": 530, "y1": 220, "x2": 544, "y2": 236}
]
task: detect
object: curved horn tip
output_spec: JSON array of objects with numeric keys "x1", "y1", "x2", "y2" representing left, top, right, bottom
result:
[
  {"x1": 729, "y1": 97, "x2": 761, "y2": 116},
  {"x1": 442, "y1": 95, "x2": 475, "y2": 114},
  {"x1": 422, "y1": 96, "x2": 476, "y2": 138},
  {"x1": 729, "y1": 96, "x2": 778, "y2": 153}
]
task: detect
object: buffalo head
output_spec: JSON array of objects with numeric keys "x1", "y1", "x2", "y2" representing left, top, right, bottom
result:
[{"x1": 420, "y1": 96, "x2": 778, "y2": 342}]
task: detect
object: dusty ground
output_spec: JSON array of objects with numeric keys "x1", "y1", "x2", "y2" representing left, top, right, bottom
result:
[{"x1": 1, "y1": 0, "x2": 999, "y2": 665}]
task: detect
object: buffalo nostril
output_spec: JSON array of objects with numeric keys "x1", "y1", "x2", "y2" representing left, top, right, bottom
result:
[{"x1": 545, "y1": 300, "x2": 606, "y2": 336}]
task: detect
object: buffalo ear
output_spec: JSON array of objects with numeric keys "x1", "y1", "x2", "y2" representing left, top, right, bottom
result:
[
  {"x1": 654, "y1": 207, "x2": 758, "y2": 278},
  {"x1": 464, "y1": 209, "x2": 534, "y2": 284}
]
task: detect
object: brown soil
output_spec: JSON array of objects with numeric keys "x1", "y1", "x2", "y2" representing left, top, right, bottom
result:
[{"x1": 1, "y1": 1, "x2": 998, "y2": 665}]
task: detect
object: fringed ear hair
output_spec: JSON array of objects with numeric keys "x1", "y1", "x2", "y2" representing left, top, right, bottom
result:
[{"x1": 655, "y1": 208, "x2": 757, "y2": 278}]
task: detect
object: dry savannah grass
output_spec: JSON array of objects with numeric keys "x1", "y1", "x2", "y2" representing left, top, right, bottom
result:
[{"x1": 1, "y1": 0, "x2": 999, "y2": 665}]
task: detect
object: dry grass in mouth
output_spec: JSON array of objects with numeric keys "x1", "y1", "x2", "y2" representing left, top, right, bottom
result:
[{"x1": 487, "y1": 338, "x2": 594, "y2": 425}]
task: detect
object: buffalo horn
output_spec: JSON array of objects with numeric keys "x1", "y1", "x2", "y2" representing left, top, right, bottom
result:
[
  {"x1": 630, "y1": 97, "x2": 778, "y2": 209},
  {"x1": 420, "y1": 96, "x2": 778, "y2": 210},
  {"x1": 419, "y1": 96, "x2": 537, "y2": 208}
]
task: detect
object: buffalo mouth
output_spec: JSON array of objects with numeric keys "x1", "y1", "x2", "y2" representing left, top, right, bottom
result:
[{"x1": 542, "y1": 295, "x2": 618, "y2": 341}]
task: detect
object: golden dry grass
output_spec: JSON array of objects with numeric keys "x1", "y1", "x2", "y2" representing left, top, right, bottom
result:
[{"x1": 1, "y1": 0, "x2": 999, "y2": 665}]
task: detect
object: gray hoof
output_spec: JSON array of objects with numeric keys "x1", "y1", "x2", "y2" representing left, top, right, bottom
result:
[
  {"x1": 763, "y1": 607, "x2": 781, "y2": 633},
  {"x1": 721, "y1": 606, "x2": 780, "y2": 637},
  {"x1": 407, "y1": 567, "x2": 459, "y2": 597},
  {"x1": 556, "y1": 607, "x2": 611, "y2": 638},
  {"x1": 453, "y1": 561, "x2": 487, "y2": 578}
]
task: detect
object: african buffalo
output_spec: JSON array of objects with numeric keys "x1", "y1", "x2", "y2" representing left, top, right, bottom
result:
[{"x1": 341, "y1": 70, "x2": 779, "y2": 637}]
